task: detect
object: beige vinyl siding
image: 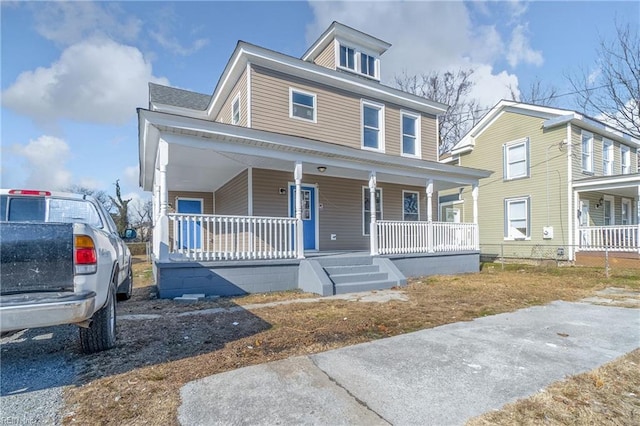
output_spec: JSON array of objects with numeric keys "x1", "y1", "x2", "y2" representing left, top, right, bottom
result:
[
  {"x1": 215, "y1": 68, "x2": 248, "y2": 126},
  {"x1": 571, "y1": 126, "x2": 639, "y2": 176},
  {"x1": 214, "y1": 170, "x2": 248, "y2": 215},
  {"x1": 313, "y1": 41, "x2": 336, "y2": 69},
  {"x1": 251, "y1": 168, "x2": 428, "y2": 251},
  {"x1": 421, "y1": 114, "x2": 438, "y2": 161},
  {"x1": 454, "y1": 112, "x2": 569, "y2": 258}
]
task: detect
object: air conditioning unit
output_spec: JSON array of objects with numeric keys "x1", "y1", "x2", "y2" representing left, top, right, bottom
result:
[{"x1": 543, "y1": 226, "x2": 554, "y2": 239}]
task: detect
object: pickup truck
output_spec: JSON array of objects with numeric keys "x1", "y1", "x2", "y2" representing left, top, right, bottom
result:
[{"x1": 0, "y1": 189, "x2": 136, "y2": 353}]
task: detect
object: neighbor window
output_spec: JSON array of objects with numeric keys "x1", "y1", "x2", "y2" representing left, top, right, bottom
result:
[
  {"x1": 503, "y1": 138, "x2": 529, "y2": 180},
  {"x1": 603, "y1": 139, "x2": 613, "y2": 175},
  {"x1": 403, "y1": 191, "x2": 419, "y2": 221},
  {"x1": 290, "y1": 88, "x2": 316, "y2": 122},
  {"x1": 339, "y1": 45, "x2": 355, "y2": 70},
  {"x1": 582, "y1": 131, "x2": 593, "y2": 173},
  {"x1": 231, "y1": 95, "x2": 240, "y2": 125},
  {"x1": 363, "y1": 187, "x2": 382, "y2": 235},
  {"x1": 621, "y1": 145, "x2": 630, "y2": 174},
  {"x1": 360, "y1": 53, "x2": 376, "y2": 77},
  {"x1": 504, "y1": 197, "x2": 530, "y2": 240},
  {"x1": 362, "y1": 101, "x2": 384, "y2": 151},
  {"x1": 401, "y1": 112, "x2": 420, "y2": 157}
]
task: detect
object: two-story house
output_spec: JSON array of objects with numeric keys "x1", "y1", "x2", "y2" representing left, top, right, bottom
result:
[
  {"x1": 442, "y1": 100, "x2": 640, "y2": 265},
  {"x1": 138, "y1": 22, "x2": 491, "y2": 297}
]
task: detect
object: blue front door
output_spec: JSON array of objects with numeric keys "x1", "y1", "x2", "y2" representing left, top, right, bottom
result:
[
  {"x1": 176, "y1": 199, "x2": 202, "y2": 250},
  {"x1": 289, "y1": 185, "x2": 316, "y2": 250}
]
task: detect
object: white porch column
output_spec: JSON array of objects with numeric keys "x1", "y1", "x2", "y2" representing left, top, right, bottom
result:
[
  {"x1": 154, "y1": 140, "x2": 170, "y2": 261},
  {"x1": 472, "y1": 183, "x2": 479, "y2": 250},
  {"x1": 637, "y1": 185, "x2": 640, "y2": 254},
  {"x1": 426, "y1": 179, "x2": 434, "y2": 222},
  {"x1": 369, "y1": 172, "x2": 379, "y2": 256},
  {"x1": 294, "y1": 161, "x2": 304, "y2": 259},
  {"x1": 573, "y1": 190, "x2": 580, "y2": 260}
]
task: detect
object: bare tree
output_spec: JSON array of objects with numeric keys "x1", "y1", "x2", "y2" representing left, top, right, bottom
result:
[
  {"x1": 130, "y1": 199, "x2": 153, "y2": 242},
  {"x1": 509, "y1": 77, "x2": 559, "y2": 106},
  {"x1": 109, "y1": 180, "x2": 131, "y2": 235},
  {"x1": 567, "y1": 22, "x2": 640, "y2": 137},
  {"x1": 395, "y1": 68, "x2": 482, "y2": 153},
  {"x1": 66, "y1": 185, "x2": 113, "y2": 212}
]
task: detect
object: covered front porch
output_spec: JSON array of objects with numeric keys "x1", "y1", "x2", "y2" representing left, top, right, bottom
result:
[{"x1": 139, "y1": 110, "x2": 490, "y2": 296}]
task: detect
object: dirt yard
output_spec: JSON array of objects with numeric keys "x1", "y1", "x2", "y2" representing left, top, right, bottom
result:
[{"x1": 62, "y1": 257, "x2": 640, "y2": 425}]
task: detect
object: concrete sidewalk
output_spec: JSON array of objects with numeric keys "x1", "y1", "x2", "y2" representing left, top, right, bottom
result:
[{"x1": 178, "y1": 301, "x2": 640, "y2": 425}]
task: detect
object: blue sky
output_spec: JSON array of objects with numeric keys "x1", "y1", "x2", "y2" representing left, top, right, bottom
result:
[{"x1": 1, "y1": 1, "x2": 638, "y2": 208}]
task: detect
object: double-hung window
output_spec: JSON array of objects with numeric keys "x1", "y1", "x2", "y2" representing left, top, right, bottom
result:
[
  {"x1": 363, "y1": 187, "x2": 382, "y2": 235},
  {"x1": 504, "y1": 197, "x2": 530, "y2": 240},
  {"x1": 289, "y1": 88, "x2": 316, "y2": 122},
  {"x1": 231, "y1": 95, "x2": 240, "y2": 125},
  {"x1": 362, "y1": 100, "x2": 384, "y2": 151},
  {"x1": 339, "y1": 45, "x2": 355, "y2": 70},
  {"x1": 582, "y1": 131, "x2": 594, "y2": 173},
  {"x1": 503, "y1": 138, "x2": 529, "y2": 180},
  {"x1": 403, "y1": 191, "x2": 419, "y2": 221},
  {"x1": 603, "y1": 139, "x2": 613, "y2": 175},
  {"x1": 621, "y1": 145, "x2": 630, "y2": 174},
  {"x1": 360, "y1": 53, "x2": 376, "y2": 77},
  {"x1": 401, "y1": 112, "x2": 420, "y2": 157}
]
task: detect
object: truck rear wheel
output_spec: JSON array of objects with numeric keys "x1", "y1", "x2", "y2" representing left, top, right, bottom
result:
[{"x1": 79, "y1": 284, "x2": 116, "y2": 354}]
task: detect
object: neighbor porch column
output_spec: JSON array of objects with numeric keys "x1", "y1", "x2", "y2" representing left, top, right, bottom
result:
[
  {"x1": 369, "y1": 172, "x2": 379, "y2": 256},
  {"x1": 426, "y1": 179, "x2": 434, "y2": 253},
  {"x1": 294, "y1": 161, "x2": 304, "y2": 259},
  {"x1": 155, "y1": 139, "x2": 170, "y2": 261},
  {"x1": 472, "y1": 183, "x2": 479, "y2": 250}
]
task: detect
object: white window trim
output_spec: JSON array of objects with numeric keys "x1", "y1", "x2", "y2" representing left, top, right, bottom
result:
[
  {"x1": 289, "y1": 87, "x2": 317, "y2": 123},
  {"x1": 362, "y1": 186, "x2": 383, "y2": 236},
  {"x1": 503, "y1": 137, "x2": 529, "y2": 180},
  {"x1": 175, "y1": 197, "x2": 204, "y2": 213},
  {"x1": 400, "y1": 110, "x2": 421, "y2": 159},
  {"x1": 504, "y1": 196, "x2": 531, "y2": 241},
  {"x1": 231, "y1": 94, "x2": 241, "y2": 125},
  {"x1": 581, "y1": 131, "x2": 594, "y2": 173},
  {"x1": 361, "y1": 99, "x2": 385, "y2": 153},
  {"x1": 402, "y1": 190, "x2": 420, "y2": 221},
  {"x1": 337, "y1": 42, "x2": 356, "y2": 72},
  {"x1": 602, "y1": 139, "x2": 613, "y2": 176},
  {"x1": 335, "y1": 39, "x2": 380, "y2": 80},
  {"x1": 621, "y1": 145, "x2": 630, "y2": 174},
  {"x1": 603, "y1": 195, "x2": 615, "y2": 226}
]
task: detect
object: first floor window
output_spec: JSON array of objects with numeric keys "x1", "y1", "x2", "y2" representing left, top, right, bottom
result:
[
  {"x1": 363, "y1": 187, "x2": 382, "y2": 235},
  {"x1": 504, "y1": 197, "x2": 530, "y2": 239},
  {"x1": 403, "y1": 191, "x2": 419, "y2": 221},
  {"x1": 290, "y1": 89, "x2": 316, "y2": 122},
  {"x1": 582, "y1": 131, "x2": 593, "y2": 173}
]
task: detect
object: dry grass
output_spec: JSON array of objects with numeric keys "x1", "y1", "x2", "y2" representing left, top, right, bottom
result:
[{"x1": 63, "y1": 259, "x2": 640, "y2": 425}]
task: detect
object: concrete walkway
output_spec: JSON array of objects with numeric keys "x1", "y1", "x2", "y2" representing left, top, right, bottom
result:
[{"x1": 178, "y1": 301, "x2": 640, "y2": 426}]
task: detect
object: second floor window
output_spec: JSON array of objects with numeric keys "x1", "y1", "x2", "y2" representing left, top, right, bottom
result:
[
  {"x1": 621, "y1": 145, "x2": 630, "y2": 174},
  {"x1": 339, "y1": 45, "x2": 355, "y2": 70},
  {"x1": 401, "y1": 112, "x2": 420, "y2": 157},
  {"x1": 290, "y1": 89, "x2": 316, "y2": 122},
  {"x1": 362, "y1": 101, "x2": 384, "y2": 151},
  {"x1": 232, "y1": 96, "x2": 240, "y2": 125},
  {"x1": 582, "y1": 131, "x2": 593, "y2": 173},
  {"x1": 503, "y1": 138, "x2": 529, "y2": 180},
  {"x1": 603, "y1": 139, "x2": 613, "y2": 175}
]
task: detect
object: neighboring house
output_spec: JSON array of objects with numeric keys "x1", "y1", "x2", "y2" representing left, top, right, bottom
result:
[
  {"x1": 138, "y1": 22, "x2": 491, "y2": 298},
  {"x1": 442, "y1": 100, "x2": 640, "y2": 264}
]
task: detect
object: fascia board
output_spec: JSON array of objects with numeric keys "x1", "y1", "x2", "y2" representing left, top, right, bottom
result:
[
  {"x1": 138, "y1": 109, "x2": 161, "y2": 191},
  {"x1": 573, "y1": 175, "x2": 640, "y2": 191}
]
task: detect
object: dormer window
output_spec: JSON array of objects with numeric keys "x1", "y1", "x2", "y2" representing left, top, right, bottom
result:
[
  {"x1": 337, "y1": 42, "x2": 379, "y2": 79},
  {"x1": 360, "y1": 53, "x2": 375, "y2": 77},
  {"x1": 339, "y1": 45, "x2": 355, "y2": 70}
]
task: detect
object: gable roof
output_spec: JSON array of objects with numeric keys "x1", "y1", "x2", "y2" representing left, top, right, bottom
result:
[
  {"x1": 149, "y1": 82, "x2": 211, "y2": 111},
  {"x1": 450, "y1": 100, "x2": 640, "y2": 156}
]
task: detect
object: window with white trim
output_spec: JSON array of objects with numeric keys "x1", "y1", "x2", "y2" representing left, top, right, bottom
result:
[
  {"x1": 401, "y1": 112, "x2": 420, "y2": 157},
  {"x1": 503, "y1": 138, "x2": 529, "y2": 180},
  {"x1": 337, "y1": 43, "x2": 379, "y2": 79},
  {"x1": 582, "y1": 131, "x2": 593, "y2": 173},
  {"x1": 360, "y1": 52, "x2": 376, "y2": 77},
  {"x1": 621, "y1": 145, "x2": 630, "y2": 174},
  {"x1": 339, "y1": 44, "x2": 355, "y2": 70},
  {"x1": 363, "y1": 187, "x2": 382, "y2": 235},
  {"x1": 362, "y1": 100, "x2": 384, "y2": 151},
  {"x1": 231, "y1": 95, "x2": 240, "y2": 125},
  {"x1": 289, "y1": 88, "x2": 316, "y2": 122},
  {"x1": 603, "y1": 139, "x2": 613, "y2": 175},
  {"x1": 403, "y1": 191, "x2": 419, "y2": 221},
  {"x1": 504, "y1": 197, "x2": 530, "y2": 240}
]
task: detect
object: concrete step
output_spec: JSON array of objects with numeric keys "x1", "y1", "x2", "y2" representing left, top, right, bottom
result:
[
  {"x1": 314, "y1": 256, "x2": 373, "y2": 268},
  {"x1": 324, "y1": 264, "x2": 379, "y2": 275},
  {"x1": 329, "y1": 271, "x2": 389, "y2": 285},
  {"x1": 333, "y1": 280, "x2": 399, "y2": 295}
]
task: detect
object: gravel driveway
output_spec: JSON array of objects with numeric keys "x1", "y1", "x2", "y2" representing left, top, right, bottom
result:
[{"x1": 1, "y1": 326, "x2": 79, "y2": 425}]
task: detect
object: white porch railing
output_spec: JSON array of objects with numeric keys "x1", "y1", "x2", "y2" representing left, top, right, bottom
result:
[
  {"x1": 377, "y1": 221, "x2": 478, "y2": 255},
  {"x1": 168, "y1": 214, "x2": 299, "y2": 261},
  {"x1": 578, "y1": 225, "x2": 640, "y2": 252}
]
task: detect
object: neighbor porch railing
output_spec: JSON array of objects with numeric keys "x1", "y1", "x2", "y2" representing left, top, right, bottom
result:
[
  {"x1": 377, "y1": 221, "x2": 478, "y2": 255},
  {"x1": 578, "y1": 225, "x2": 640, "y2": 252},
  {"x1": 168, "y1": 213, "x2": 299, "y2": 261}
]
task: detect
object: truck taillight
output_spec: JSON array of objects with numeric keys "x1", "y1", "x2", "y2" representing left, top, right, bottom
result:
[{"x1": 75, "y1": 235, "x2": 97, "y2": 274}]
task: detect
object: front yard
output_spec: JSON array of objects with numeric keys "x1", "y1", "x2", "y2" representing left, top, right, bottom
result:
[{"x1": 63, "y1": 258, "x2": 640, "y2": 425}]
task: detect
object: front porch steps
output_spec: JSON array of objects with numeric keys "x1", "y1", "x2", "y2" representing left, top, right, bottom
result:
[{"x1": 298, "y1": 255, "x2": 407, "y2": 296}]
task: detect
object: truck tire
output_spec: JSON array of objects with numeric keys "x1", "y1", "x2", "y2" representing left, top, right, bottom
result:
[
  {"x1": 79, "y1": 283, "x2": 116, "y2": 354},
  {"x1": 117, "y1": 267, "x2": 133, "y2": 301}
]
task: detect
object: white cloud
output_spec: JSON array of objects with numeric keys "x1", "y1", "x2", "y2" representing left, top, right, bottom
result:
[
  {"x1": 506, "y1": 24, "x2": 543, "y2": 68},
  {"x1": 149, "y1": 31, "x2": 209, "y2": 56},
  {"x1": 123, "y1": 165, "x2": 140, "y2": 189},
  {"x1": 1, "y1": 38, "x2": 169, "y2": 127},
  {"x1": 11, "y1": 136, "x2": 72, "y2": 190}
]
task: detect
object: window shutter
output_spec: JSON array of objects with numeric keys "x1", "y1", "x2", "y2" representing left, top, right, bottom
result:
[{"x1": 526, "y1": 137, "x2": 531, "y2": 178}]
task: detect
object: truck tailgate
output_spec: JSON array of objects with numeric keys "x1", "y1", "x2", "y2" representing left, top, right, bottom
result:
[{"x1": 0, "y1": 222, "x2": 74, "y2": 294}]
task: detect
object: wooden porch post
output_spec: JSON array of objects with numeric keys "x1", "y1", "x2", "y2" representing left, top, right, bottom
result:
[
  {"x1": 155, "y1": 139, "x2": 170, "y2": 261},
  {"x1": 426, "y1": 179, "x2": 434, "y2": 253},
  {"x1": 369, "y1": 172, "x2": 379, "y2": 256},
  {"x1": 294, "y1": 161, "x2": 305, "y2": 259},
  {"x1": 472, "y1": 183, "x2": 479, "y2": 250}
]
